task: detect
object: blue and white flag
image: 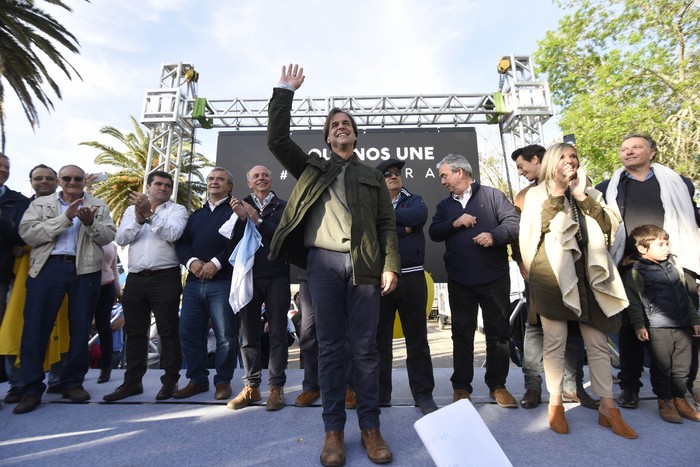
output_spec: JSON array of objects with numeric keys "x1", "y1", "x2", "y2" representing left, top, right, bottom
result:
[{"x1": 222, "y1": 217, "x2": 262, "y2": 313}]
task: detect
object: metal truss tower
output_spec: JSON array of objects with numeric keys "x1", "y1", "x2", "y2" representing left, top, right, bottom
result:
[{"x1": 140, "y1": 55, "x2": 552, "y2": 198}]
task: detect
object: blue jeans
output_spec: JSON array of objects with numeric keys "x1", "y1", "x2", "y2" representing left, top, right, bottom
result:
[
  {"x1": 20, "y1": 260, "x2": 100, "y2": 395},
  {"x1": 307, "y1": 248, "x2": 381, "y2": 432},
  {"x1": 180, "y1": 279, "x2": 237, "y2": 385}
]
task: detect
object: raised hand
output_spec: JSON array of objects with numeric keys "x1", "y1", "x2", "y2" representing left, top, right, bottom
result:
[
  {"x1": 280, "y1": 64, "x2": 305, "y2": 90},
  {"x1": 570, "y1": 165, "x2": 587, "y2": 201}
]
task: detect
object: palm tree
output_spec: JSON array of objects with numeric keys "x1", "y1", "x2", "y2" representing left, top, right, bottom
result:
[
  {"x1": 0, "y1": 0, "x2": 85, "y2": 152},
  {"x1": 80, "y1": 116, "x2": 212, "y2": 225}
]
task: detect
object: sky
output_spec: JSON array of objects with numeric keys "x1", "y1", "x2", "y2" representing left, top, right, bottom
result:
[{"x1": 3, "y1": 0, "x2": 569, "y2": 196}]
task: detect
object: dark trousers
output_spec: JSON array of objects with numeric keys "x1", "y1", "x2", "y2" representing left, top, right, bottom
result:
[
  {"x1": 240, "y1": 275, "x2": 291, "y2": 388},
  {"x1": 448, "y1": 276, "x2": 511, "y2": 393},
  {"x1": 617, "y1": 310, "x2": 646, "y2": 392},
  {"x1": 377, "y1": 271, "x2": 434, "y2": 403},
  {"x1": 647, "y1": 327, "x2": 693, "y2": 399},
  {"x1": 20, "y1": 260, "x2": 101, "y2": 395},
  {"x1": 298, "y1": 279, "x2": 320, "y2": 392},
  {"x1": 307, "y1": 248, "x2": 380, "y2": 432},
  {"x1": 94, "y1": 284, "x2": 115, "y2": 371},
  {"x1": 121, "y1": 268, "x2": 182, "y2": 386}
]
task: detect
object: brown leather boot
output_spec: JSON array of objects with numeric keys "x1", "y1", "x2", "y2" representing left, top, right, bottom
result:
[
  {"x1": 320, "y1": 431, "x2": 345, "y2": 467},
  {"x1": 548, "y1": 405, "x2": 569, "y2": 434},
  {"x1": 672, "y1": 397, "x2": 700, "y2": 422},
  {"x1": 598, "y1": 408, "x2": 638, "y2": 438},
  {"x1": 658, "y1": 399, "x2": 682, "y2": 424},
  {"x1": 360, "y1": 428, "x2": 393, "y2": 464}
]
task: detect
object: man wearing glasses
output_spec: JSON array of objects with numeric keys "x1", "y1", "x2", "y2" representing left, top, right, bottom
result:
[
  {"x1": 14, "y1": 165, "x2": 115, "y2": 414},
  {"x1": 375, "y1": 158, "x2": 437, "y2": 416}
]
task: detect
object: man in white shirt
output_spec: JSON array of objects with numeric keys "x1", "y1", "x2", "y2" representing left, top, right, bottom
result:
[{"x1": 104, "y1": 171, "x2": 188, "y2": 401}]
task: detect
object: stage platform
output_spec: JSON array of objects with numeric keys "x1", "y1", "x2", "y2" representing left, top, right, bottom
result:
[{"x1": 1, "y1": 368, "x2": 698, "y2": 466}]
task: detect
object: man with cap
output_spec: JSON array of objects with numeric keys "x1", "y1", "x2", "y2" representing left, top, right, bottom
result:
[{"x1": 375, "y1": 158, "x2": 437, "y2": 415}]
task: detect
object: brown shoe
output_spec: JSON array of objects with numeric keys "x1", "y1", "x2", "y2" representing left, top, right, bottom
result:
[
  {"x1": 344, "y1": 389, "x2": 356, "y2": 409},
  {"x1": 598, "y1": 408, "x2": 638, "y2": 438},
  {"x1": 172, "y1": 381, "x2": 209, "y2": 399},
  {"x1": 266, "y1": 386, "x2": 284, "y2": 411},
  {"x1": 295, "y1": 390, "x2": 321, "y2": 407},
  {"x1": 103, "y1": 383, "x2": 144, "y2": 402},
  {"x1": 320, "y1": 431, "x2": 345, "y2": 467},
  {"x1": 156, "y1": 383, "x2": 177, "y2": 401},
  {"x1": 490, "y1": 387, "x2": 518, "y2": 408},
  {"x1": 227, "y1": 385, "x2": 261, "y2": 410},
  {"x1": 62, "y1": 386, "x2": 91, "y2": 403},
  {"x1": 13, "y1": 394, "x2": 42, "y2": 414},
  {"x1": 548, "y1": 404, "x2": 569, "y2": 434},
  {"x1": 453, "y1": 389, "x2": 471, "y2": 402},
  {"x1": 658, "y1": 399, "x2": 682, "y2": 424},
  {"x1": 672, "y1": 396, "x2": 700, "y2": 422},
  {"x1": 360, "y1": 428, "x2": 392, "y2": 464},
  {"x1": 563, "y1": 389, "x2": 600, "y2": 410},
  {"x1": 214, "y1": 382, "x2": 232, "y2": 401},
  {"x1": 520, "y1": 389, "x2": 541, "y2": 409}
]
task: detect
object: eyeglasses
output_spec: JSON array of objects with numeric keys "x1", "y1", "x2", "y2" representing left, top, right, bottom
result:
[
  {"x1": 60, "y1": 176, "x2": 85, "y2": 183},
  {"x1": 31, "y1": 176, "x2": 56, "y2": 182},
  {"x1": 383, "y1": 170, "x2": 401, "y2": 178}
]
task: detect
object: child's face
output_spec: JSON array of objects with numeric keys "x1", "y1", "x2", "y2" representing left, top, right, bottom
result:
[{"x1": 638, "y1": 237, "x2": 670, "y2": 262}]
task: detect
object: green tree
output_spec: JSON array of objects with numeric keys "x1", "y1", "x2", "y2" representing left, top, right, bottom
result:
[
  {"x1": 535, "y1": 0, "x2": 700, "y2": 183},
  {"x1": 80, "y1": 116, "x2": 212, "y2": 225},
  {"x1": 0, "y1": 0, "x2": 85, "y2": 152}
]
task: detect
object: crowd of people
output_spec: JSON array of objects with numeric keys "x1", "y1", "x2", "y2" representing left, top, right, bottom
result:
[{"x1": 0, "y1": 63, "x2": 699, "y2": 466}]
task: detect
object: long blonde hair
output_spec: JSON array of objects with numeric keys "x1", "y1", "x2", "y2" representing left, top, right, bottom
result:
[{"x1": 539, "y1": 143, "x2": 578, "y2": 191}]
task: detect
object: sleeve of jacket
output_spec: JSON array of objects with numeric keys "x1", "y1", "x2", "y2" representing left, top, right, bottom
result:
[
  {"x1": 376, "y1": 176, "x2": 400, "y2": 274},
  {"x1": 429, "y1": 198, "x2": 459, "y2": 242},
  {"x1": 489, "y1": 189, "x2": 519, "y2": 246},
  {"x1": 395, "y1": 193, "x2": 427, "y2": 238},
  {"x1": 257, "y1": 198, "x2": 285, "y2": 238},
  {"x1": 84, "y1": 198, "x2": 116, "y2": 246},
  {"x1": 19, "y1": 199, "x2": 73, "y2": 247},
  {"x1": 267, "y1": 88, "x2": 311, "y2": 179},
  {"x1": 623, "y1": 268, "x2": 648, "y2": 331}
]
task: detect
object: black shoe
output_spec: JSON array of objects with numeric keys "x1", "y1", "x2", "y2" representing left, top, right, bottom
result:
[
  {"x1": 103, "y1": 383, "x2": 144, "y2": 402},
  {"x1": 416, "y1": 397, "x2": 438, "y2": 415},
  {"x1": 97, "y1": 368, "x2": 111, "y2": 384},
  {"x1": 156, "y1": 382, "x2": 178, "y2": 401},
  {"x1": 378, "y1": 399, "x2": 392, "y2": 408},
  {"x1": 616, "y1": 389, "x2": 639, "y2": 409},
  {"x1": 63, "y1": 386, "x2": 91, "y2": 403},
  {"x1": 4, "y1": 387, "x2": 23, "y2": 404},
  {"x1": 520, "y1": 389, "x2": 541, "y2": 409},
  {"x1": 46, "y1": 384, "x2": 64, "y2": 394},
  {"x1": 13, "y1": 394, "x2": 42, "y2": 414},
  {"x1": 564, "y1": 389, "x2": 599, "y2": 410}
]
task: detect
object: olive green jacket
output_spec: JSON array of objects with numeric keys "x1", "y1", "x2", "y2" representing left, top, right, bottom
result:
[{"x1": 267, "y1": 87, "x2": 399, "y2": 285}]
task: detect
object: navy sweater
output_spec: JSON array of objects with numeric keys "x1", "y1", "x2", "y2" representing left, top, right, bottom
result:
[
  {"x1": 176, "y1": 197, "x2": 242, "y2": 283},
  {"x1": 429, "y1": 183, "x2": 519, "y2": 286}
]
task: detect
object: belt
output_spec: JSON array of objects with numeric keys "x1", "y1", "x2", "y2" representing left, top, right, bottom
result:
[
  {"x1": 131, "y1": 266, "x2": 180, "y2": 277},
  {"x1": 48, "y1": 255, "x2": 76, "y2": 262}
]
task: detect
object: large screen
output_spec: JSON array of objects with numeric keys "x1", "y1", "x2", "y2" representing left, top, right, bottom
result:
[{"x1": 216, "y1": 127, "x2": 480, "y2": 282}]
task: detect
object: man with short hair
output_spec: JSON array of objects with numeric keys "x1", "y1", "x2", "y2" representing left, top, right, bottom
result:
[
  {"x1": 174, "y1": 167, "x2": 243, "y2": 401},
  {"x1": 429, "y1": 154, "x2": 519, "y2": 409},
  {"x1": 596, "y1": 134, "x2": 700, "y2": 408},
  {"x1": 104, "y1": 170, "x2": 188, "y2": 402},
  {"x1": 228, "y1": 165, "x2": 291, "y2": 411},
  {"x1": 267, "y1": 64, "x2": 399, "y2": 466},
  {"x1": 15, "y1": 165, "x2": 115, "y2": 414},
  {"x1": 375, "y1": 158, "x2": 437, "y2": 416},
  {"x1": 511, "y1": 145, "x2": 597, "y2": 410}
]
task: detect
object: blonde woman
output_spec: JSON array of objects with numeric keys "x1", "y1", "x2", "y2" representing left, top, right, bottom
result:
[{"x1": 519, "y1": 143, "x2": 636, "y2": 438}]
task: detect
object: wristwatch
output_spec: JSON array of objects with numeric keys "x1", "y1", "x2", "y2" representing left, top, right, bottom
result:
[
  {"x1": 144, "y1": 213, "x2": 155, "y2": 224},
  {"x1": 256, "y1": 217, "x2": 263, "y2": 226}
]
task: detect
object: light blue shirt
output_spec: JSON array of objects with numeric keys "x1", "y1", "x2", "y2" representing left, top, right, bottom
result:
[{"x1": 51, "y1": 192, "x2": 82, "y2": 255}]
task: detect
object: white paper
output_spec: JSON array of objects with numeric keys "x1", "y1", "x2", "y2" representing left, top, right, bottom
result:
[{"x1": 414, "y1": 399, "x2": 512, "y2": 467}]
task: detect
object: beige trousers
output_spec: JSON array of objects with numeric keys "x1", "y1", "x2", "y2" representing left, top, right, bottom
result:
[{"x1": 540, "y1": 316, "x2": 613, "y2": 399}]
